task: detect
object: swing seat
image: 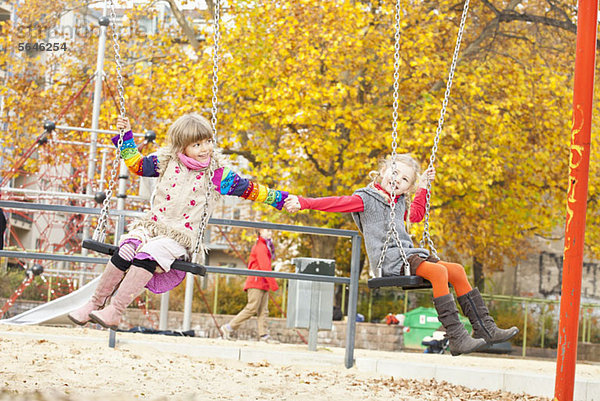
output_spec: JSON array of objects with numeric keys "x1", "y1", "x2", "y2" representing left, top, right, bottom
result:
[
  {"x1": 367, "y1": 275, "x2": 432, "y2": 290},
  {"x1": 82, "y1": 240, "x2": 206, "y2": 276}
]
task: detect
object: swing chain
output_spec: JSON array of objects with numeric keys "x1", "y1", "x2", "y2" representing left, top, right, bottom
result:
[
  {"x1": 93, "y1": 133, "x2": 123, "y2": 242},
  {"x1": 192, "y1": 0, "x2": 221, "y2": 263},
  {"x1": 376, "y1": 0, "x2": 410, "y2": 277},
  {"x1": 420, "y1": 0, "x2": 471, "y2": 257},
  {"x1": 193, "y1": 158, "x2": 217, "y2": 263},
  {"x1": 93, "y1": 0, "x2": 127, "y2": 242},
  {"x1": 210, "y1": 0, "x2": 221, "y2": 144},
  {"x1": 108, "y1": 1, "x2": 127, "y2": 117}
]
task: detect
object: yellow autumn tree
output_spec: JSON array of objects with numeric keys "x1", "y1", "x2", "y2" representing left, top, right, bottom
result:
[
  {"x1": 212, "y1": 0, "x2": 599, "y2": 284},
  {"x1": 2, "y1": 0, "x2": 598, "y2": 289}
]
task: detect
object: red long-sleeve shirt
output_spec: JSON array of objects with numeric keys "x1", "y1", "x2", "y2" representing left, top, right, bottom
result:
[{"x1": 297, "y1": 187, "x2": 429, "y2": 223}]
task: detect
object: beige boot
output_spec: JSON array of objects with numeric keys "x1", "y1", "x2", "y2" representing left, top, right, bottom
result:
[
  {"x1": 89, "y1": 266, "x2": 153, "y2": 330},
  {"x1": 68, "y1": 262, "x2": 125, "y2": 325}
]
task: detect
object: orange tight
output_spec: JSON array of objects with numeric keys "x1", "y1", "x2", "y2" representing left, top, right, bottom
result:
[{"x1": 415, "y1": 260, "x2": 473, "y2": 298}]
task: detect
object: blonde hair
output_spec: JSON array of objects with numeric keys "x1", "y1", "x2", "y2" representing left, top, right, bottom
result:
[
  {"x1": 167, "y1": 113, "x2": 213, "y2": 154},
  {"x1": 368, "y1": 153, "x2": 421, "y2": 190},
  {"x1": 369, "y1": 153, "x2": 422, "y2": 232}
]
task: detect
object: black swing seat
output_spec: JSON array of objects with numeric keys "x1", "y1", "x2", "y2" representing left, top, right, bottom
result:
[
  {"x1": 368, "y1": 275, "x2": 432, "y2": 290},
  {"x1": 82, "y1": 239, "x2": 206, "y2": 276}
]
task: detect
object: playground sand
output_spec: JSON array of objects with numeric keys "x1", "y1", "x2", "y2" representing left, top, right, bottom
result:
[{"x1": 0, "y1": 324, "x2": 574, "y2": 401}]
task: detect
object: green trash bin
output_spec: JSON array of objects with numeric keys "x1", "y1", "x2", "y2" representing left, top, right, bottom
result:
[{"x1": 402, "y1": 306, "x2": 472, "y2": 349}]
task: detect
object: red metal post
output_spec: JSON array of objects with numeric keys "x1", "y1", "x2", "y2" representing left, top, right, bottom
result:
[{"x1": 554, "y1": 0, "x2": 598, "y2": 399}]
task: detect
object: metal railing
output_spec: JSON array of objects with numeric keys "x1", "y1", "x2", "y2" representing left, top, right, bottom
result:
[
  {"x1": 4, "y1": 200, "x2": 597, "y2": 361},
  {"x1": 350, "y1": 283, "x2": 599, "y2": 357},
  {"x1": 0, "y1": 199, "x2": 362, "y2": 368},
  {"x1": 482, "y1": 293, "x2": 599, "y2": 357}
]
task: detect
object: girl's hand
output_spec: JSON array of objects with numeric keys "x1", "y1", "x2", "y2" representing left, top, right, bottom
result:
[
  {"x1": 284, "y1": 195, "x2": 301, "y2": 213},
  {"x1": 116, "y1": 116, "x2": 131, "y2": 133},
  {"x1": 418, "y1": 167, "x2": 436, "y2": 188}
]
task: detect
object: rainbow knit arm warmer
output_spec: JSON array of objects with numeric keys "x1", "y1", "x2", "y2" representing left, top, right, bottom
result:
[
  {"x1": 211, "y1": 167, "x2": 289, "y2": 210},
  {"x1": 111, "y1": 131, "x2": 159, "y2": 177}
]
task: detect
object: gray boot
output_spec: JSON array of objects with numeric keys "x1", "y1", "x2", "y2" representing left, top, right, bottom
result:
[
  {"x1": 457, "y1": 288, "x2": 519, "y2": 344},
  {"x1": 433, "y1": 294, "x2": 487, "y2": 356}
]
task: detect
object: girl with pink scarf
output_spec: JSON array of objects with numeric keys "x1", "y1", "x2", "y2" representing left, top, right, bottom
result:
[{"x1": 69, "y1": 114, "x2": 289, "y2": 330}]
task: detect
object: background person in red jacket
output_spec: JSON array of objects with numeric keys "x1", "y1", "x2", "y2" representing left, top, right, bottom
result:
[{"x1": 221, "y1": 229, "x2": 279, "y2": 342}]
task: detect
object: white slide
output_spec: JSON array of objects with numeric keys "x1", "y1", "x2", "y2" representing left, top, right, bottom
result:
[{"x1": 1, "y1": 277, "x2": 99, "y2": 325}]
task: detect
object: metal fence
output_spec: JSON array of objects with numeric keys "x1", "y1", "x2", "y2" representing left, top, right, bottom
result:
[
  {"x1": 0, "y1": 199, "x2": 362, "y2": 368},
  {"x1": 337, "y1": 283, "x2": 599, "y2": 357},
  {"x1": 3, "y1": 200, "x2": 598, "y2": 362}
]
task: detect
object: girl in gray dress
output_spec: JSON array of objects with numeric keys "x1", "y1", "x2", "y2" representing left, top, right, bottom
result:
[{"x1": 285, "y1": 154, "x2": 518, "y2": 356}]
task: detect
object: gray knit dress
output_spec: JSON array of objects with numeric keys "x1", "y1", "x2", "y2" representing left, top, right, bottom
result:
[{"x1": 351, "y1": 186, "x2": 430, "y2": 277}]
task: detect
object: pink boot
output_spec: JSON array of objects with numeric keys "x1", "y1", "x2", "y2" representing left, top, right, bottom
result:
[
  {"x1": 68, "y1": 262, "x2": 125, "y2": 325},
  {"x1": 89, "y1": 266, "x2": 154, "y2": 330}
]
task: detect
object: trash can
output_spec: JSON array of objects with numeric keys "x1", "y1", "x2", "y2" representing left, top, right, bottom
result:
[
  {"x1": 286, "y1": 257, "x2": 335, "y2": 350},
  {"x1": 402, "y1": 306, "x2": 472, "y2": 349}
]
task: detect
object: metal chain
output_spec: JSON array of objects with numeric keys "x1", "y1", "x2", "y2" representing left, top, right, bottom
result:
[
  {"x1": 420, "y1": 0, "x2": 471, "y2": 257},
  {"x1": 107, "y1": 0, "x2": 127, "y2": 118},
  {"x1": 93, "y1": 0, "x2": 127, "y2": 242},
  {"x1": 193, "y1": 158, "x2": 217, "y2": 263},
  {"x1": 210, "y1": 0, "x2": 221, "y2": 144},
  {"x1": 376, "y1": 0, "x2": 410, "y2": 277},
  {"x1": 191, "y1": 0, "x2": 221, "y2": 263}
]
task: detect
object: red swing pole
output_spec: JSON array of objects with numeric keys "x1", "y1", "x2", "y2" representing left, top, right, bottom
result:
[{"x1": 554, "y1": 0, "x2": 597, "y2": 399}]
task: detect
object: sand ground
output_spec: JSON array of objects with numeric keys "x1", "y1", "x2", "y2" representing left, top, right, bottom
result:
[{"x1": 1, "y1": 324, "x2": 590, "y2": 401}]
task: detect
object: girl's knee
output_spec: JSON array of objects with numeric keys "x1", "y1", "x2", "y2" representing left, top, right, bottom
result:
[
  {"x1": 416, "y1": 262, "x2": 448, "y2": 281},
  {"x1": 440, "y1": 261, "x2": 466, "y2": 275},
  {"x1": 443, "y1": 261, "x2": 471, "y2": 292},
  {"x1": 434, "y1": 265, "x2": 449, "y2": 281},
  {"x1": 416, "y1": 262, "x2": 450, "y2": 298}
]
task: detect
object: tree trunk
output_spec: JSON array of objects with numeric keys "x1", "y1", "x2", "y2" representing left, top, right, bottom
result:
[
  {"x1": 165, "y1": 0, "x2": 201, "y2": 51},
  {"x1": 473, "y1": 257, "x2": 485, "y2": 292}
]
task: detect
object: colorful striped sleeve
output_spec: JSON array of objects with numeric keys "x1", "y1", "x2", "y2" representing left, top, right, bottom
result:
[
  {"x1": 211, "y1": 167, "x2": 288, "y2": 210},
  {"x1": 111, "y1": 131, "x2": 159, "y2": 177}
]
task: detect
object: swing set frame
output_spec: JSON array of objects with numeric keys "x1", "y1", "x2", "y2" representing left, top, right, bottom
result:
[{"x1": 2, "y1": 1, "x2": 594, "y2": 391}]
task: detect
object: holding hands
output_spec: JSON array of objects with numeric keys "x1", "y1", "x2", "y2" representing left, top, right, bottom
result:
[
  {"x1": 284, "y1": 195, "x2": 301, "y2": 213},
  {"x1": 418, "y1": 167, "x2": 436, "y2": 189},
  {"x1": 116, "y1": 116, "x2": 131, "y2": 133}
]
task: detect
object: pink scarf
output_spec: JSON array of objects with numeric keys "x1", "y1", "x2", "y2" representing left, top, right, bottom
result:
[{"x1": 178, "y1": 153, "x2": 211, "y2": 170}]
